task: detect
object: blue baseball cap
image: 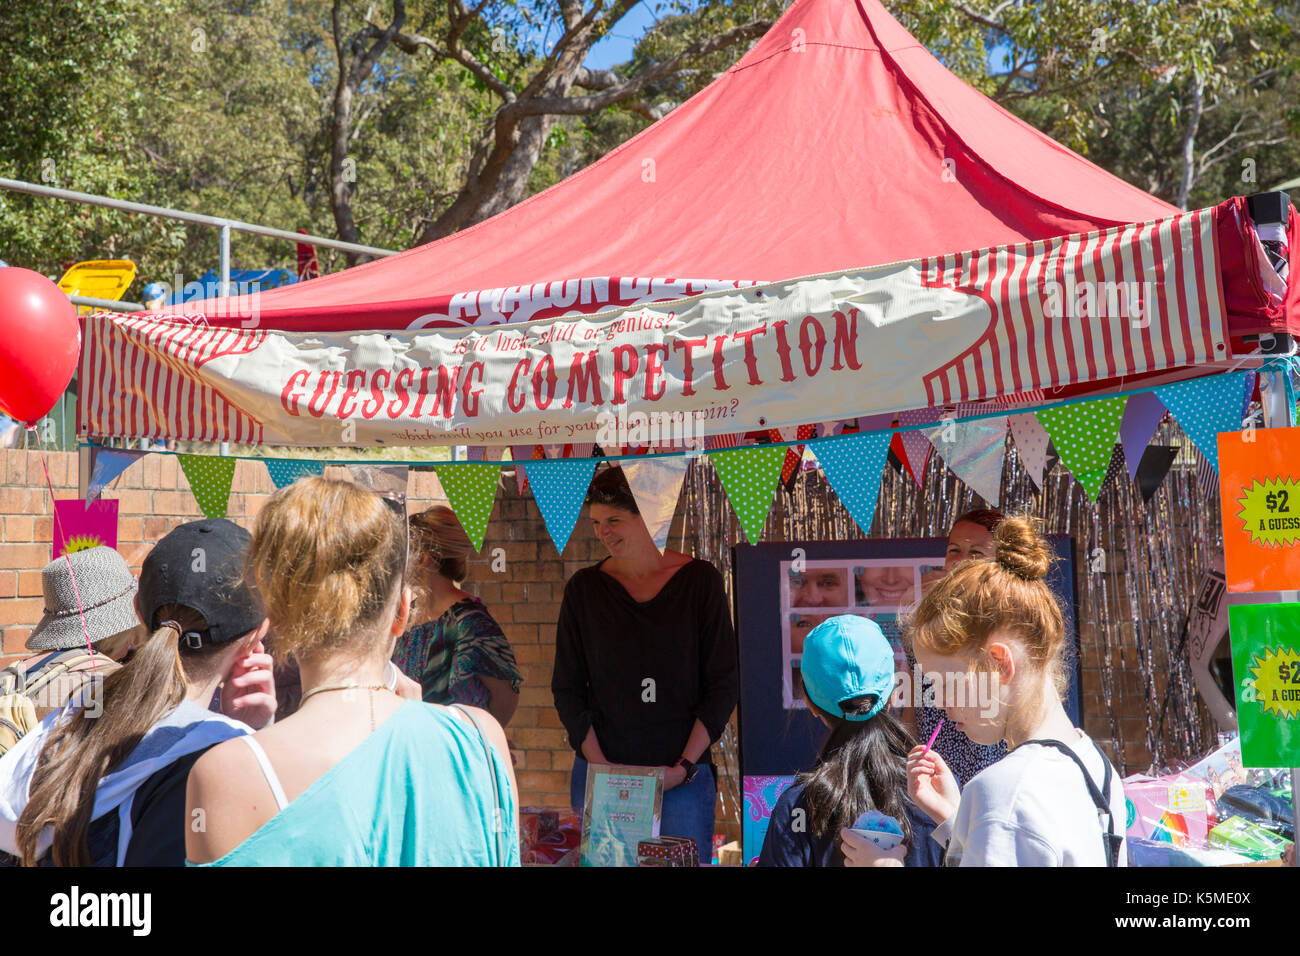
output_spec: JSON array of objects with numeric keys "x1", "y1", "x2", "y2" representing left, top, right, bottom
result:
[{"x1": 801, "y1": 615, "x2": 896, "y2": 721}]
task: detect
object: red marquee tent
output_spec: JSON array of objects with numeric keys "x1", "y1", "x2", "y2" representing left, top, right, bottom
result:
[{"x1": 79, "y1": 0, "x2": 1298, "y2": 448}]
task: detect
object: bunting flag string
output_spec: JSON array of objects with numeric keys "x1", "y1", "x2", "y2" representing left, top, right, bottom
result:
[
  {"x1": 898, "y1": 407, "x2": 941, "y2": 488},
  {"x1": 622, "y1": 458, "x2": 691, "y2": 553},
  {"x1": 1035, "y1": 396, "x2": 1127, "y2": 502},
  {"x1": 709, "y1": 444, "x2": 788, "y2": 544},
  {"x1": 86, "y1": 447, "x2": 147, "y2": 502},
  {"x1": 1154, "y1": 370, "x2": 1254, "y2": 471},
  {"x1": 432, "y1": 463, "x2": 499, "y2": 551},
  {"x1": 1136, "y1": 445, "x2": 1180, "y2": 504},
  {"x1": 924, "y1": 404, "x2": 1007, "y2": 506},
  {"x1": 1007, "y1": 413, "x2": 1051, "y2": 490},
  {"x1": 526, "y1": 458, "x2": 599, "y2": 554},
  {"x1": 1119, "y1": 391, "x2": 1167, "y2": 481},
  {"x1": 810, "y1": 430, "x2": 893, "y2": 535},
  {"x1": 265, "y1": 458, "x2": 325, "y2": 490},
  {"x1": 178, "y1": 454, "x2": 237, "y2": 519}
]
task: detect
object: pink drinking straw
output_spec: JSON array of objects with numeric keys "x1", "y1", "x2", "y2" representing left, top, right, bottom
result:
[{"x1": 921, "y1": 718, "x2": 944, "y2": 757}]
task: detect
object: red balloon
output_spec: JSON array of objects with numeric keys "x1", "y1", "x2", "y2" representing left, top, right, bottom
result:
[{"x1": 0, "y1": 268, "x2": 80, "y2": 425}]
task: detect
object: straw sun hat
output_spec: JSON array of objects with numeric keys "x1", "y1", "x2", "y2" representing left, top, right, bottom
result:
[{"x1": 25, "y1": 546, "x2": 140, "y2": 652}]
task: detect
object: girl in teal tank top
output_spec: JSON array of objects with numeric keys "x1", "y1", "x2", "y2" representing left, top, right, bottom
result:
[
  {"x1": 186, "y1": 477, "x2": 521, "y2": 868},
  {"x1": 193, "y1": 701, "x2": 519, "y2": 867}
]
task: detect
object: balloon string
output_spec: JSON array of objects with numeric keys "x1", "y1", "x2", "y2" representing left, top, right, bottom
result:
[{"x1": 32, "y1": 428, "x2": 97, "y2": 672}]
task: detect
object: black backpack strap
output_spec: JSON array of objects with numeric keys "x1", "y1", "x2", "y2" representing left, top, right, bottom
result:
[{"x1": 1021, "y1": 738, "x2": 1123, "y2": 867}]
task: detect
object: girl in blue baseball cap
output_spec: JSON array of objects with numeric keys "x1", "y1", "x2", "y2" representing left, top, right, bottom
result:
[{"x1": 758, "y1": 615, "x2": 940, "y2": 867}]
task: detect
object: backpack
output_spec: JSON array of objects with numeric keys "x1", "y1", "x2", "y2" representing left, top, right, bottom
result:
[{"x1": 0, "y1": 650, "x2": 103, "y2": 756}]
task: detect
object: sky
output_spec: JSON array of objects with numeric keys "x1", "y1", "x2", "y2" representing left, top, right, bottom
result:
[{"x1": 582, "y1": 1, "x2": 670, "y2": 70}]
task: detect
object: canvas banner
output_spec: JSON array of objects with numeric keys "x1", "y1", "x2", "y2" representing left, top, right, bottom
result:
[{"x1": 79, "y1": 212, "x2": 1224, "y2": 449}]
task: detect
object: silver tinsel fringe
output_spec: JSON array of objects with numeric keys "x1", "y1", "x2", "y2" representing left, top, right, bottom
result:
[{"x1": 683, "y1": 419, "x2": 1224, "y2": 833}]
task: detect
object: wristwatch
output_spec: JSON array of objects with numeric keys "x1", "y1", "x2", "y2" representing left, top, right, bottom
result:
[{"x1": 677, "y1": 757, "x2": 699, "y2": 784}]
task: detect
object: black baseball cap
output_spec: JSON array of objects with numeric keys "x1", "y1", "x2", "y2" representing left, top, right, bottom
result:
[{"x1": 137, "y1": 519, "x2": 265, "y2": 647}]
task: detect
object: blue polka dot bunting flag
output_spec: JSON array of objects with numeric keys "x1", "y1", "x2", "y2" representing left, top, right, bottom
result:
[
  {"x1": 810, "y1": 430, "x2": 893, "y2": 535},
  {"x1": 433, "y1": 464, "x2": 500, "y2": 552},
  {"x1": 178, "y1": 454, "x2": 237, "y2": 519},
  {"x1": 265, "y1": 458, "x2": 325, "y2": 490},
  {"x1": 1035, "y1": 397, "x2": 1128, "y2": 503},
  {"x1": 526, "y1": 458, "x2": 598, "y2": 555},
  {"x1": 709, "y1": 444, "x2": 788, "y2": 544},
  {"x1": 1154, "y1": 371, "x2": 1254, "y2": 472}
]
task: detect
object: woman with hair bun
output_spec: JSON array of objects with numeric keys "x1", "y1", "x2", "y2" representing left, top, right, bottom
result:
[
  {"x1": 394, "y1": 505, "x2": 522, "y2": 727},
  {"x1": 907, "y1": 508, "x2": 1010, "y2": 787},
  {"x1": 844, "y1": 516, "x2": 1126, "y2": 867},
  {"x1": 186, "y1": 477, "x2": 519, "y2": 866}
]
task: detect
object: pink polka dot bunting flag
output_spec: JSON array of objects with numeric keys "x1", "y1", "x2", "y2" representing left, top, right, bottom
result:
[{"x1": 1008, "y1": 413, "x2": 1051, "y2": 490}]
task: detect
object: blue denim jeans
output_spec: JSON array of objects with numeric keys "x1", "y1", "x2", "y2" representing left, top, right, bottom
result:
[{"x1": 570, "y1": 756, "x2": 716, "y2": 863}]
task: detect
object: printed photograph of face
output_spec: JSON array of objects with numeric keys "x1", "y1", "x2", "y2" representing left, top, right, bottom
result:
[
  {"x1": 789, "y1": 568, "x2": 849, "y2": 608},
  {"x1": 854, "y1": 566, "x2": 916, "y2": 607},
  {"x1": 788, "y1": 612, "x2": 831, "y2": 654}
]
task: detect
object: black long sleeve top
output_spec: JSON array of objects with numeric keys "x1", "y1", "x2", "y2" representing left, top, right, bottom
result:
[{"x1": 551, "y1": 558, "x2": 739, "y2": 769}]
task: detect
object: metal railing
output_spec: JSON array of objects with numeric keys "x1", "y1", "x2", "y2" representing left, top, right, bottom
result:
[{"x1": 0, "y1": 177, "x2": 401, "y2": 300}]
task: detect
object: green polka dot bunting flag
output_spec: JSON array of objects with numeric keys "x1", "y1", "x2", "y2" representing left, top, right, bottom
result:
[
  {"x1": 526, "y1": 458, "x2": 599, "y2": 555},
  {"x1": 265, "y1": 459, "x2": 325, "y2": 490},
  {"x1": 709, "y1": 444, "x2": 788, "y2": 544},
  {"x1": 178, "y1": 454, "x2": 237, "y2": 519},
  {"x1": 433, "y1": 464, "x2": 500, "y2": 552},
  {"x1": 1035, "y1": 397, "x2": 1128, "y2": 502}
]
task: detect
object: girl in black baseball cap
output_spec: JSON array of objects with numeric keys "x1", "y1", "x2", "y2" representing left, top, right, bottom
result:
[{"x1": 0, "y1": 519, "x2": 276, "y2": 866}]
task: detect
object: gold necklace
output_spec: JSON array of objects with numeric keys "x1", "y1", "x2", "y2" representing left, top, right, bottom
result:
[{"x1": 299, "y1": 683, "x2": 388, "y2": 732}]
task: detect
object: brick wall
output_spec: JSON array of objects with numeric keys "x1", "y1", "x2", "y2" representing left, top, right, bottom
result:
[
  {"x1": 0, "y1": 448, "x2": 1201, "y2": 829},
  {"x1": 0, "y1": 449, "x2": 691, "y2": 821}
]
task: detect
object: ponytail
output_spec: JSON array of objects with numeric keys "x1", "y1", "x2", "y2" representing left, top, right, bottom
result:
[
  {"x1": 798, "y1": 695, "x2": 916, "y2": 855},
  {"x1": 15, "y1": 608, "x2": 202, "y2": 866}
]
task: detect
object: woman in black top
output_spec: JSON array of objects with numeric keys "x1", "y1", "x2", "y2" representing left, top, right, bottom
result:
[{"x1": 551, "y1": 466, "x2": 739, "y2": 859}]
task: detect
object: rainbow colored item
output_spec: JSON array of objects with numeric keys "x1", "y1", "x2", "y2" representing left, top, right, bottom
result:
[{"x1": 1122, "y1": 775, "x2": 1209, "y2": 849}]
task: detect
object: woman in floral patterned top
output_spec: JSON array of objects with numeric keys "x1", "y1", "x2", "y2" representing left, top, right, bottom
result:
[{"x1": 393, "y1": 506, "x2": 522, "y2": 726}]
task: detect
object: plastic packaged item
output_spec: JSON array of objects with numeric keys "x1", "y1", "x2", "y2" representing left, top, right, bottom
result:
[
  {"x1": 1207, "y1": 815, "x2": 1293, "y2": 861},
  {"x1": 1121, "y1": 775, "x2": 1209, "y2": 848},
  {"x1": 1216, "y1": 785, "x2": 1295, "y2": 841},
  {"x1": 1126, "y1": 836, "x2": 1253, "y2": 868}
]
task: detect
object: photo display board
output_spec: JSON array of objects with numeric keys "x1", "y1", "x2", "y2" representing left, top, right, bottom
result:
[{"x1": 734, "y1": 536, "x2": 1081, "y2": 776}]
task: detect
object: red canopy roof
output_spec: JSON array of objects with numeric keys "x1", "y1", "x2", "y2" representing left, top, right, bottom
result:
[{"x1": 204, "y1": 0, "x2": 1189, "y2": 332}]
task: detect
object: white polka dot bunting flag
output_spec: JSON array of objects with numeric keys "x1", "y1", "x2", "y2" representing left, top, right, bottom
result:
[
  {"x1": 1154, "y1": 371, "x2": 1253, "y2": 472},
  {"x1": 433, "y1": 464, "x2": 500, "y2": 551},
  {"x1": 810, "y1": 430, "x2": 893, "y2": 535},
  {"x1": 526, "y1": 458, "x2": 598, "y2": 555},
  {"x1": 1035, "y1": 397, "x2": 1128, "y2": 502},
  {"x1": 265, "y1": 458, "x2": 325, "y2": 490},
  {"x1": 1008, "y1": 413, "x2": 1051, "y2": 490},
  {"x1": 178, "y1": 454, "x2": 237, "y2": 519},
  {"x1": 709, "y1": 444, "x2": 788, "y2": 544}
]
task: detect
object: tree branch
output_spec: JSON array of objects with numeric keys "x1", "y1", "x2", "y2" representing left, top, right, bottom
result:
[{"x1": 510, "y1": 19, "x2": 770, "y2": 117}]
